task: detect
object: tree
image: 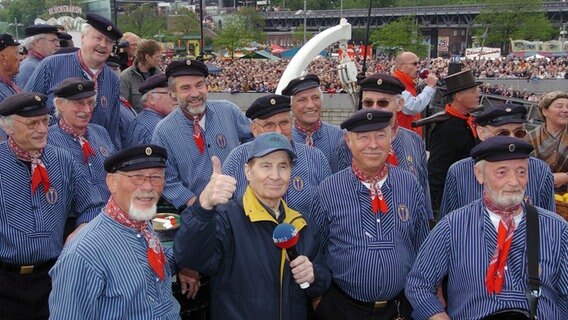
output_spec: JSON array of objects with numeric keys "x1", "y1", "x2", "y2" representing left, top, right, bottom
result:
[
  {"x1": 5, "y1": 0, "x2": 46, "y2": 30},
  {"x1": 169, "y1": 7, "x2": 200, "y2": 36},
  {"x1": 370, "y1": 15, "x2": 428, "y2": 57},
  {"x1": 292, "y1": 24, "x2": 313, "y2": 45},
  {"x1": 213, "y1": 9, "x2": 266, "y2": 58},
  {"x1": 473, "y1": 0, "x2": 553, "y2": 54},
  {"x1": 117, "y1": 4, "x2": 167, "y2": 39}
]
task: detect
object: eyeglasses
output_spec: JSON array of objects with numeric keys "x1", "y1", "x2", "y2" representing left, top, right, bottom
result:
[
  {"x1": 494, "y1": 128, "x2": 528, "y2": 139},
  {"x1": 116, "y1": 172, "x2": 165, "y2": 186},
  {"x1": 361, "y1": 99, "x2": 392, "y2": 109},
  {"x1": 254, "y1": 119, "x2": 292, "y2": 131},
  {"x1": 402, "y1": 61, "x2": 420, "y2": 66},
  {"x1": 11, "y1": 115, "x2": 52, "y2": 130}
]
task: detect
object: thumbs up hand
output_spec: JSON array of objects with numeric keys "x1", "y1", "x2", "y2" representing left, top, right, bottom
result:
[{"x1": 199, "y1": 156, "x2": 237, "y2": 210}]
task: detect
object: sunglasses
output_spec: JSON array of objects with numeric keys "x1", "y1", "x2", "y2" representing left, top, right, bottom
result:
[
  {"x1": 494, "y1": 128, "x2": 528, "y2": 139},
  {"x1": 362, "y1": 99, "x2": 391, "y2": 109}
]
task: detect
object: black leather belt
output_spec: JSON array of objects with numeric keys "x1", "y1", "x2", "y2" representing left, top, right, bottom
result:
[
  {"x1": 0, "y1": 259, "x2": 56, "y2": 275},
  {"x1": 333, "y1": 283, "x2": 389, "y2": 309}
]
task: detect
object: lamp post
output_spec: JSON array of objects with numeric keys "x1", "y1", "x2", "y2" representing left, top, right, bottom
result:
[
  {"x1": 303, "y1": 0, "x2": 307, "y2": 44},
  {"x1": 8, "y1": 17, "x2": 23, "y2": 40}
]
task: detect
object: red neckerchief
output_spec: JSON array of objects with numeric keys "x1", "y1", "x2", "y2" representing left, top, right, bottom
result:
[
  {"x1": 393, "y1": 69, "x2": 416, "y2": 95},
  {"x1": 445, "y1": 104, "x2": 478, "y2": 139},
  {"x1": 294, "y1": 120, "x2": 321, "y2": 146},
  {"x1": 483, "y1": 194, "x2": 522, "y2": 294},
  {"x1": 0, "y1": 74, "x2": 21, "y2": 94},
  {"x1": 28, "y1": 49, "x2": 46, "y2": 61},
  {"x1": 393, "y1": 69, "x2": 422, "y2": 135},
  {"x1": 8, "y1": 137, "x2": 49, "y2": 194},
  {"x1": 58, "y1": 119, "x2": 95, "y2": 163},
  {"x1": 387, "y1": 121, "x2": 399, "y2": 166},
  {"x1": 352, "y1": 163, "x2": 389, "y2": 214},
  {"x1": 180, "y1": 106, "x2": 206, "y2": 154},
  {"x1": 120, "y1": 96, "x2": 133, "y2": 109},
  {"x1": 77, "y1": 50, "x2": 103, "y2": 91},
  {"x1": 105, "y1": 197, "x2": 166, "y2": 280}
]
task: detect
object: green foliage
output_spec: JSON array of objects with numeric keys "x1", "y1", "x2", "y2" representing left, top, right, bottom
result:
[
  {"x1": 117, "y1": 4, "x2": 167, "y2": 39},
  {"x1": 292, "y1": 23, "x2": 312, "y2": 44},
  {"x1": 213, "y1": 8, "x2": 266, "y2": 58},
  {"x1": 370, "y1": 16, "x2": 428, "y2": 57},
  {"x1": 169, "y1": 7, "x2": 200, "y2": 36}
]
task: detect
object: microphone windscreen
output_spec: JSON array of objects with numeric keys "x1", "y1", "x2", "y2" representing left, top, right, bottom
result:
[
  {"x1": 419, "y1": 69, "x2": 429, "y2": 79},
  {"x1": 272, "y1": 223, "x2": 299, "y2": 249}
]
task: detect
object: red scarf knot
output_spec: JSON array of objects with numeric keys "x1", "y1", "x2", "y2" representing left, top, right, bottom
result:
[
  {"x1": 295, "y1": 120, "x2": 321, "y2": 147},
  {"x1": 59, "y1": 119, "x2": 95, "y2": 163},
  {"x1": 181, "y1": 107, "x2": 206, "y2": 154},
  {"x1": 352, "y1": 163, "x2": 389, "y2": 214},
  {"x1": 444, "y1": 104, "x2": 478, "y2": 139},
  {"x1": 8, "y1": 137, "x2": 49, "y2": 194}
]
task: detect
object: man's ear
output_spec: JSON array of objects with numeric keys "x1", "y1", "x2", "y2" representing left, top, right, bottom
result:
[
  {"x1": 244, "y1": 163, "x2": 251, "y2": 182},
  {"x1": 474, "y1": 165, "x2": 484, "y2": 185},
  {"x1": 106, "y1": 173, "x2": 117, "y2": 194}
]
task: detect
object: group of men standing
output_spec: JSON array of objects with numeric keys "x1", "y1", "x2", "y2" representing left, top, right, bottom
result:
[{"x1": 0, "y1": 12, "x2": 566, "y2": 320}]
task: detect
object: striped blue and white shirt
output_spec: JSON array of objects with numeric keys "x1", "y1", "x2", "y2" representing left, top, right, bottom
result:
[
  {"x1": 406, "y1": 201, "x2": 568, "y2": 320},
  {"x1": 292, "y1": 121, "x2": 343, "y2": 172},
  {"x1": 24, "y1": 52, "x2": 122, "y2": 148},
  {"x1": 48, "y1": 123, "x2": 116, "y2": 202},
  {"x1": 125, "y1": 109, "x2": 164, "y2": 148},
  {"x1": 49, "y1": 212, "x2": 180, "y2": 320},
  {"x1": 0, "y1": 143, "x2": 104, "y2": 265},
  {"x1": 312, "y1": 166, "x2": 429, "y2": 302},
  {"x1": 152, "y1": 101, "x2": 253, "y2": 208},
  {"x1": 222, "y1": 140, "x2": 331, "y2": 219},
  {"x1": 119, "y1": 101, "x2": 137, "y2": 150},
  {"x1": 332, "y1": 127, "x2": 433, "y2": 219},
  {"x1": 440, "y1": 157, "x2": 555, "y2": 218},
  {"x1": 15, "y1": 55, "x2": 41, "y2": 88},
  {"x1": 0, "y1": 80, "x2": 18, "y2": 102}
]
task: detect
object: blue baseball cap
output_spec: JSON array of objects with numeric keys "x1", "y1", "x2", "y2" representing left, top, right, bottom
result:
[{"x1": 247, "y1": 132, "x2": 296, "y2": 162}]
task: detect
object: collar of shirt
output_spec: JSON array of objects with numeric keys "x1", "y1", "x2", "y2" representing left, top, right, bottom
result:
[{"x1": 487, "y1": 209, "x2": 524, "y2": 230}]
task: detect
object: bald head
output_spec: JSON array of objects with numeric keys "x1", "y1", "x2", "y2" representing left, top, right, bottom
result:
[{"x1": 395, "y1": 52, "x2": 420, "y2": 78}]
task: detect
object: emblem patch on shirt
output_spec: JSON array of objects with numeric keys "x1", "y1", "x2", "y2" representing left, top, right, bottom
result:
[
  {"x1": 397, "y1": 204, "x2": 409, "y2": 222},
  {"x1": 99, "y1": 146, "x2": 109, "y2": 157},
  {"x1": 100, "y1": 96, "x2": 108, "y2": 109},
  {"x1": 46, "y1": 187, "x2": 58, "y2": 204},
  {"x1": 216, "y1": 134, "x2": 227, "y2": 149},
  {"x1": 293, "y1": 176, "x2": 304, "y2": 191}
]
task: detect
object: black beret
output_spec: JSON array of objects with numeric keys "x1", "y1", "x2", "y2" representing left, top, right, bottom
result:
[
  {"x1": 57, "y1": 32, "x2": 72, "y2": 40},
  {"x1": 359, "y1": 73, "x2": 405, "y2": 95},
  {"x1": 341, "y1": 109, "x2": 393, "y2": 132},
  {"x1": 86, "y1": 13, "x2": 123, "y2": 41},
  {"x1": 0, "y1": 93, "x2": 48, "y2": 117},
  {"x1": 470, "y1": 136, "x2": 534, "y2": 163},
  {"x1": 53, "y1": 47, "x2": 79, "y2": 55},
  {"x1": 246, "y1": 94, "x2": 291, "y2": 120},
  {"x1": 139, "y1": 74, "x2": 168, "y2": 94},
  {"x1": 281, "y1": 74, "x2": 320, "y2": 96},
  {"x1": 474, "y1": 104, "x2": 527, "y2": 127},
  {"x1": 54, "y1": 77, "x2": 96, "y2": 100},
  {"x1": 0, "y1": 34, "x2": 19, "y2": 52},
  {"x1": 165, "y1": 59, "x2": 208, "y2": 78},
  {"x1": 247, "y1": 132, "x2": 296, "y2": 162},
  {"x1": 105, "y1": 53, "x2": 121, "y2": 68},
  {"x1": 104, "y1": 144, "x2": 168, "y2": 173},
  {"x1": 24, "y1": 24, "x2": 58, "y2": 38}
]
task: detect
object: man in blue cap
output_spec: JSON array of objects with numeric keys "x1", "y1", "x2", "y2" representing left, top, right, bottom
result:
[
  {"x1": 152, "y1": 59, "x2": 252, "y2": 210},
  {"x1": 440, "y1": 104, "x2": 555, "y2": 217},
  {"x1": 282, "y1": 74, "x2": 344, "y2": 172},
  {"x1": 223, "y1": 94, "x2": 331, "y2": 219},
  {"x1": 25, "y1": 13, "x2": 124, "y2": 148},
  {"x1": 126, "y1": 74, "x2": 176, "y2": 148},
  {"x1": 49, "y1": 144, "x2": 193, "y2": 319},
  {"x1": 407, "y1": 136, "x2": 568, "y2": 320},
  {"x1": 312, "y1": 109, "x2": 429, "y2": 320},
  {"x1": 15, "y1": 24, "x2": 60, "y2": 88},
  {"x1": 0, "y1": 34, "x2": 23, "y2": 107},
  {"x1": 175, "y1": 132, "x2": 331, "y2": 319},
  {"x1": 0, "y1": 92, "x2": 104, "y2": 319}
]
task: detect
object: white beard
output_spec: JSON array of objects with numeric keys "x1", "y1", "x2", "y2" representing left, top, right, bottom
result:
[{"x1": 128, "y1": 195, "x2": 158, "y2": 221}]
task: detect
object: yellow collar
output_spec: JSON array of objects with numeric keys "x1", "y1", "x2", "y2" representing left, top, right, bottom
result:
[{"x1": 242, "y1": 186, "x2": 307, "y2": 232}]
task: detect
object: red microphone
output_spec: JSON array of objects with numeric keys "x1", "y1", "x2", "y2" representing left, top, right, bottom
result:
[
  {"x1": 419, "y1": 69, "x2": 429, "y2": 79},
  {"x1": 272, "y1": 223, "x2": 310, "y2": 289}
]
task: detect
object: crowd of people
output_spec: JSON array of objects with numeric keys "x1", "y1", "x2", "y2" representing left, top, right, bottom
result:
[{"x1": 1, "y1": 13, "x2": 568, "y2": 320}]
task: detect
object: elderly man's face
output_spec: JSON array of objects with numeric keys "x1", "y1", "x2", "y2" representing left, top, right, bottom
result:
[
  {"x1": 5, "y1": 114, "x2": 49, "y2": 155},
  {"x1": 474, "y1": 159, "x2": 528, "y2": 207},
  {"x1": 107, "y1": 168, "x2": 165, "y2": 221},
  {"x1": 345, "y1": 127, "x2": 391, "y2": 174},
  {"x1": 251, "y1": 112, "x2": 293, "y2": 140},
  {"x1": 81, "y1": 27, "x2": 113, "y2": 66},
  {"x1": 148, "y1": 88, "x2": 176, "y2": 116},
  {"x1": 477, "y1": 123, "x2": 527, "y2": 142},
  {"x1": 244, "y1": 151, "x2": 291, "y2": 207},
  {"x1": 57, "y1": 96, "x2": 96, "y2": 133},
  {"x1": 37, "y1": 33, "x2": 60, "y2": 56},
  {"x1": 172, "y1": 75, "x2": 208, "y2": 115},
  {"x1": 291, "y1": 87, "x2": 322, "y2": 128},
  {"x1": 455, "y1": 86, "x2": 481, "y2": 111},
  {"x1": 361, "y1": 91, "x2": 402, "y2": 126}
]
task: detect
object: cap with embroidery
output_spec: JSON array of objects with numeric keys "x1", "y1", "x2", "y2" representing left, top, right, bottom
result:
[
  {"x1": 85, "y1": 13, "x2": 123, "y2": 41},
  {"x1": 54, "y1": 77, "x2": 96, "y2": 100},
  {"x1": 470, "y1": 136, "x2": 533, "y2": 163},
  {"x1": 246, "y1": 94, "x2": 291, "y2": 120},
  {"x1": 340, "y1": 109, "x2": 393, "y2": 132},
  {"x1": 0, "y1": 93, "x2": 48, "y2": 117},
  {"x1": 0, "y1": 34, "x2": 20, "y2": 52},
  {"x1": 24, "y1": 24, "x2": 58, "y2": 38},
  {"x1": 474, "y1": 104, "x2": 527, "y2": 126},
  {"x1": 359, "y1": 73, "x2": 405, "y2": 95},
  {"x1": 281, "y1": 74, "x2": 320, "y2": 96},
  {"x1": 247, "y1": 132, "x2": 296, "y2": 162},
  {"x1": 139, "y1": 74, "x2": 168, "y2": 94},
  {"x1": 104, "y1": 144, "x2": 168, "y2": 173},
  {"x1": 165, "y1": 59, "x2": 208, "y2": 78}
]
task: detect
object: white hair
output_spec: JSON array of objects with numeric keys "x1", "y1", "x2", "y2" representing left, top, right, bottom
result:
[
  {"x1": 23, "y1": 34, "x2": 44, "y2": 50},
  {"x1": 80, "y1": 23, "x2": 93, "y2": 36},
  {"x1": 0, "y1": 115, "x2": 13, "y2": 132}
]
